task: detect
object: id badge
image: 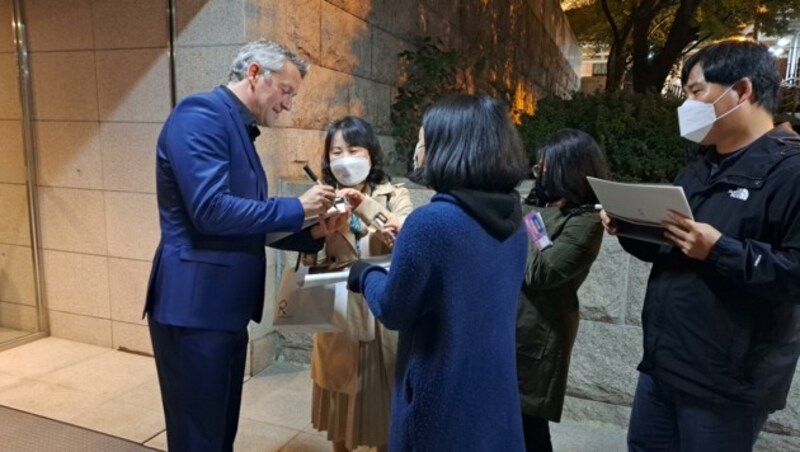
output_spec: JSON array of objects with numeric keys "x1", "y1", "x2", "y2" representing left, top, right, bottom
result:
[{"x1": 523, "y1": 211, "x2": 553, "y2": 251}]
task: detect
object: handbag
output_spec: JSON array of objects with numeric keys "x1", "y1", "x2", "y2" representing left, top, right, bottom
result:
[{"x1": 272, "y1": 263, "x2": 348, "y2": 333}]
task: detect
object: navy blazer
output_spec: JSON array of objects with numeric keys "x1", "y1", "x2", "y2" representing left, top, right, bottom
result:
[{"x1": 145, "y1": 87, "x2": 318, "y2": 331}]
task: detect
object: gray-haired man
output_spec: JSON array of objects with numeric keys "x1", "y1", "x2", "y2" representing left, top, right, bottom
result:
[{"x1": 144, "y1": 39, "x2": 345, "y2": 451}]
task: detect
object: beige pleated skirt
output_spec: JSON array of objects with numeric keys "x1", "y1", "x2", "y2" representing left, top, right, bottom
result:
[{"x1": 311, "y1": 333, "x2": 392, "y2": 449}]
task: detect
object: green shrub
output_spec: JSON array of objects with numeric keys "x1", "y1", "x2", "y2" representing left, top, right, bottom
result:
[
  {"x1": 391, "y1": 42, "x2": 694, "y2": 182},
  {"x1": 391, "y1": 39, "x2": 469, "y2": 171},
  {"x1": 390, "y1": 38, "x2": 529, "y2": 172},
  {"x1": 519, "y1": 91, "x2": 698, "y2": 182}
]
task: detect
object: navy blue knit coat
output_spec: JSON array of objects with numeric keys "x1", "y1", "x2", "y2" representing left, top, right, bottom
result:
[{"x1": 355, "y1": 192, "x2": 527, "y2": 451}]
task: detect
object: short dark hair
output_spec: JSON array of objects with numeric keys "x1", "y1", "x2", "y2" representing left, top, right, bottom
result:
[
  {"x1": 681, "y1": 39, "x2": 780, "y2": 113},
  {"x1": 420, "y1": 93, "x2": 528, "y2": 193},
  {"x1": 526, "y1": 129, "x2": 609, "y2": 207},
  {"x1": 321, "y1": 116, "x2": 388, "y2": 187}
]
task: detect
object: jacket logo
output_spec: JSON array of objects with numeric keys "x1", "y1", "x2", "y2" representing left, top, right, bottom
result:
[{"x1": 728, "y1": 188, "x2": 749, "y2": 201}]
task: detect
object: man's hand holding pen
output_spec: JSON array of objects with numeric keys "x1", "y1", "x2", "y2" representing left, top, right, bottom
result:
[
  {"x1": 300, "y1": 164, "x2": 349, "y2": 239},
  {"x1": 299, "y1": 163, "x2": 336, "y2": 217},
  {"x1": 299, "y1": 184, "x2": 336, "y2": 217}
]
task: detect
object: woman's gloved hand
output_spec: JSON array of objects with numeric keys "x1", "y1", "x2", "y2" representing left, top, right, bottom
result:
[{"x1": 347, "y1": 260, "x2": 373, "y2": 293}]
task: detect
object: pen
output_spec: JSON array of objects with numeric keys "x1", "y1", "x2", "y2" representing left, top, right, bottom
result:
[
  {"x1": 305, "y1": 164, "x2": 348, "y2": 215},
  {"x1": 303, "y1": 164, "x2": 323, "y2": 185}
]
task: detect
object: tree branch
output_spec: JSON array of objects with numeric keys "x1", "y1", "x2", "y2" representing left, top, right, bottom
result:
[
  {"x1": 633, "y1": 0, "x2": 702, "y2": 91},
  {"x1": 680, "y1": 33, "x2": 712, "y2": 58},
  {"x1": 648, "y1": 14, "x2": 672, "y2": 39},
  {"x1": 601, "y1": 0, "x2": 621, "y2": 42}
]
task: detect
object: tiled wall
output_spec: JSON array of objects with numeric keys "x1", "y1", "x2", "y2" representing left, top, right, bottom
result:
[
  {"x1": 0, "y1": 1, "x2": 38, "y2": 334},
  {"x1": 23, "y1": 0, "x2": 169, "y2": 352}
]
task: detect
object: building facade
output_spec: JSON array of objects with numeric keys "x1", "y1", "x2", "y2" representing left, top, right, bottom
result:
[{"x1": 0, "y1": 0, "x2": 580, "y2": 375}]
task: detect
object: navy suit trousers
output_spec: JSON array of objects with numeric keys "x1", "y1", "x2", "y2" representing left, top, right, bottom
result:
[{"x1": 149, "y1": 317, "x2": 248, "y2": 452}]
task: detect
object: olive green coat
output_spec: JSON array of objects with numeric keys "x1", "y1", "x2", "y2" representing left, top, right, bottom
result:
[{"x1": 516, "y1": 205, "x2": 603, "y2": 421}]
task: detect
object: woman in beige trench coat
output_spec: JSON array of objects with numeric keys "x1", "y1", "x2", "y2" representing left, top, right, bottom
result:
[{"x1": 305, "y1": 116, "x2": 412, "y2": 452}]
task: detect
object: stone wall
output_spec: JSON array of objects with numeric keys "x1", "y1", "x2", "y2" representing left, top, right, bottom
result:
[
  {"x1": 276, "y1": 181, "x2": 800, "y2": 450},
  {"x1": 567, "y1": 238, "x2": 800, "y2": 450}
]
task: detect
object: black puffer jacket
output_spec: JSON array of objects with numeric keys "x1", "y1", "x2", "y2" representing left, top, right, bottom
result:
[{"x1": 621, "y1": 128, "x2": 800, "y2": 411}]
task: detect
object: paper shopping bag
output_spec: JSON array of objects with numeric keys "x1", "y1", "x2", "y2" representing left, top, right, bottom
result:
[{"x1": 272, "y1": 266, "x2": 348, "y2": 333}]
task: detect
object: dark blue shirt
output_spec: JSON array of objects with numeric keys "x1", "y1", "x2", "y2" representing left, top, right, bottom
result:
[{"x1": 221, "y1": 85, "x2": 260, "y2": 142}]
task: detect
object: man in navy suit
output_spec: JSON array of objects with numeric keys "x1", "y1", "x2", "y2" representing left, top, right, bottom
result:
[{"x1": 144, "y1": 39, "x2": 344, "y2": 451}]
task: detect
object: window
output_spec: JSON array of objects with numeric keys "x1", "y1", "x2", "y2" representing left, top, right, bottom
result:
[{"x1": 592, "y1": 62, "x2": 608, "y2": 76}]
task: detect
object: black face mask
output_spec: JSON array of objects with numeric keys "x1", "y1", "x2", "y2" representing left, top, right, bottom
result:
[{"x1": 527, "y1": 176, "x2": 559, "y2": 208}]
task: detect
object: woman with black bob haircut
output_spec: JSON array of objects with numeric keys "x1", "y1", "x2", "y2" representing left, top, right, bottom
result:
[
  {"x1": 419, "y1": 92, "x2": 528, "y2": 192},
  {"x1": 517, "y1": 128, "x2": 610, "y2": 452},
  {"x1": 345, "y1": 93, "x2": 530, "y2": 451}
]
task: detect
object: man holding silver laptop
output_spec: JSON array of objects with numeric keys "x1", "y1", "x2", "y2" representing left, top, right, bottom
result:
[{"x1": 602, "y1": 39, "x2": 800, "y2": 451}]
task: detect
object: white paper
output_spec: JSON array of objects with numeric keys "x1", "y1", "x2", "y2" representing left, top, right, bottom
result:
[
  {"x1": 587, "y1": 177, "x2": 693, "y2": 224},
  {"x1": 296, "y1": 254, "x2": 392, "y2": 288},
  {"x1": 587, "y1": 177, "x2": 694, "y2": 246}
]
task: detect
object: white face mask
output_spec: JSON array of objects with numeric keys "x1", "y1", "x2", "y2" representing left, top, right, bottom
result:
[
  {"x1": 677, "y1": 84, "x2": 743, "y2": 143},
  {"x1": 412, "y1": 140, "x2": 424, "y2": 170},
  {"x1": 330, "y1": 156, "x2": 371, "y2": 187}
]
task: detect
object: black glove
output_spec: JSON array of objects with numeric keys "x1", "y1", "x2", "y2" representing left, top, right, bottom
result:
[{"x1": 347, "y1": 260, "x2": 373, "y2": 294}]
